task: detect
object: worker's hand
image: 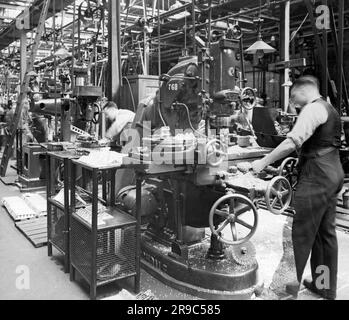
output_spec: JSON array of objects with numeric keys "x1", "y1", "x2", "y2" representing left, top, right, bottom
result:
[
  {"x1": 27, "y1": 133, "x2": 35, "y2": 143},
  {"x1": 251, "y1": 159, "x2": 267, "y2": 174}
]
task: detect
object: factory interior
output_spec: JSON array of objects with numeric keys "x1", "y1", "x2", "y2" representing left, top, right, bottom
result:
[{"x1": 1, "y1": 0, "x2": 349, "y2": 302}]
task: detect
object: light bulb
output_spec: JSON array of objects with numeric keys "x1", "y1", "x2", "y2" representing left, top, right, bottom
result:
[{"x1": 256, "y1": 50, "x2": 264, "y2": 59}]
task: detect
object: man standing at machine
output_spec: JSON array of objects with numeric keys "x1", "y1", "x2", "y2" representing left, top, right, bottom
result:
[{"x1": 252, "y1": 76, "x2": 344, "y2": 300}]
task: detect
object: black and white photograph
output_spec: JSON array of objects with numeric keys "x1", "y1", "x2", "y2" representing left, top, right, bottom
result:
[{"x1": 0, "y1": 0, "x2": 349, "y2": 307}]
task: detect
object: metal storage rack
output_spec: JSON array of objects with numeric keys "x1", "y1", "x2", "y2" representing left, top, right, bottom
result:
[
  {"x1": 46, "y1": 150, "x2": 80, "y2": 273},
  {"x1": 69, "y1": 159, "x2": 141, "y2": 300}
]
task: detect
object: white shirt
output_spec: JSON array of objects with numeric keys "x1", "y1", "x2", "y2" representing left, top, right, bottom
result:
[
  {"x1": 287, "y1": 101, "x2": 328, "y2": 149},
  {"x1": 106, "y1": 109, "x2": 135, "y2": 139}
]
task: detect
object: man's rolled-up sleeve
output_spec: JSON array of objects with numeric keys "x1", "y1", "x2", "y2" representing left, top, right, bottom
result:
[{"x1": 286, "y1": 102, "x2": 328, "y2": 149}]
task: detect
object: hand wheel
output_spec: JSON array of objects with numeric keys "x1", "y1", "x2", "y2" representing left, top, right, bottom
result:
[
  {"x1": 229, "y1": 25, "x2": 242, "y2": 40},
  {"x1": 240, "y1": 87, "x2": 257, "y2": 110},
  {"x1": 265, "y1": 176, "x2": 292, "y2": 215},
  {"x1": 205, "y1": 139, "x2": 228, "y2": 167},
  {"x1": 209, "y1": 193, "x2": 258, "y2": 246},
  {"x1": 278, "y1": 157, "x2": 298, "y2": 190}
]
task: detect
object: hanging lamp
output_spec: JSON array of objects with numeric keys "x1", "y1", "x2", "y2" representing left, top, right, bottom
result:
[{"x1": 245, "y1": 0, "x2": 276, "y2": 56}]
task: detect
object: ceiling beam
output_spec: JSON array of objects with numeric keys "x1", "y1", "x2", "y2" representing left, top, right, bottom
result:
[{"x1": 0, "y1": 0, "x2": 75, "y2": 51}]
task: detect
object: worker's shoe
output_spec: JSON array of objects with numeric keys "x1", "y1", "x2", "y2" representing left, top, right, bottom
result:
[
  {"x1": 303, "y1": 279, "x2": 336, "y2": 300},
  {"x1": 285, "y1": 281, "x2": 300, "y2": 298}
]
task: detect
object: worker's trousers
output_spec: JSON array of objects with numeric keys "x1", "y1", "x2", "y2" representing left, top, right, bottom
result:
[{"x1": 292, "y1": 149, "x2": 344, "y2": 297}]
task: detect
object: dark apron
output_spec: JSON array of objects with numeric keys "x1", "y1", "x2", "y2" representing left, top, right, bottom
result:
[{"x1": 292, "y1": 148, "x2": 344, "y2": 296}]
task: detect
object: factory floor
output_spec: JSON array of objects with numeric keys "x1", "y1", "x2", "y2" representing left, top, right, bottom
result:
[{"x1": 1, "y1": 164, "x2": 349, "y2": 300}]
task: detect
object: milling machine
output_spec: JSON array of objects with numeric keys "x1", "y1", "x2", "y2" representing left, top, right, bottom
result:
[{"x1": 115, "y1": 32, "x2": 296, "y2": 299}]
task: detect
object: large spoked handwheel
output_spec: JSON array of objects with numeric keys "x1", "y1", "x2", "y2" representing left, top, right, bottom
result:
[
  {"x1": 209, "y1": 194, "x2": 258, "y2": 246},
  {"x1": 228, "y1": 25, "x2": 242, "y2": 40},
  {"x1": 278, "y1": 157, "x2": 298, "y2": 190},
  {"x1": 240, "y1": 87, "x2": 257, "y2": 110},
  {"x1": 205, "y1": 139, "x2": 228, "y2": 167},
  {"x1": 265, "y1": 177, "x2": 292, "y2": 215}
]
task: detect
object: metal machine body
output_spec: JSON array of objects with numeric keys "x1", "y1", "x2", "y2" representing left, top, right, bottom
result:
[
  {"x1": 116, "y1": 28, "x2": 292, "y2": 299},
  {"x1": 71, "y1": 85, "x2": 103, "y2": 138},
  {"x1": 120, "y1": 143, "x2": 291, "y2": 299},
  {"x1": 18, "y1": 144, "x2": 47, "y2": 189}
]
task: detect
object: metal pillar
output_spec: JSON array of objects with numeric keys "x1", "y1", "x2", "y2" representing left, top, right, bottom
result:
[
  {"x1": 329, "y1": 1, "x2": 348, "y2": 113},
  {"x1": 142, "y1": 0, "x2": 149, "y2": 75},
  {"x1": 322, "y1": 0, "x2": 328, "y2": 98},
  {"x1": 279, "y1": 1, "x2": 290, "y2": 111},
  {"x1": 107, "y1": 0, "x2": 121, "y2": 104},
  {"x1": 20, "y1": 31, "x2": 27, "y2": 84},
  {"x1": 304, "y1": 0, "x2": 331, "y2": 98},
  {"x1": 283, "y1": 0, "x2": 290, "y2": 112},
  {"x1": 337, "y1": 0, "x2": 345, "y2": 113}
]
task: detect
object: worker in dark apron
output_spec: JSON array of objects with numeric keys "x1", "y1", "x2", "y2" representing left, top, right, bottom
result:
[{"x1": 252, "y1": 75, "x2": 344, "y2": 300}]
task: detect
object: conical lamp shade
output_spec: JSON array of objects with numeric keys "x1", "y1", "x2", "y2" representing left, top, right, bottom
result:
[
  {"x1": 245, "y1": 33, "x2": 276, "y2": 54},
  {"x1": 245, "y1": 39, "x2": 276, "y2": 54},
  {"x1": 54, "y1": 46, "x2": 71, "y2": 59}
]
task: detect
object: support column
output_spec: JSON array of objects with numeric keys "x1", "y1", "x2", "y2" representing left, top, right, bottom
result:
[
  {"x1": 107, "y1": 0, "x2": 121, "y2": 104},
  {"x1": 283, "y1": 0, "x2": 290, "y2": 112},
  {"x1": 337, "y1": 0, "x2": 344, "y2": 113},
  {"x1": 322, "y1": 0, "x2": 328, "y2": 98},
  {"x1": 279, "y1": 1, "x2": 290, "y2": 111},
  {"x1": 20, "y1": 30, "x2": 27, "y2": 84}
]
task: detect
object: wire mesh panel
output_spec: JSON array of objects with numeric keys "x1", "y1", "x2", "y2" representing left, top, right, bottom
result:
[
  {"x1": 49, "y1": 205, "x2": 65, "y2": 253},
  {"x1": 70, "y1": 217, "x2": 93, "y2": 280},
  {"x1": 70, "y1": 215, "x2": 136, "y2": 284},
  {"x1": 96, "y1": 225, "x2": 136, "y2": 283}
]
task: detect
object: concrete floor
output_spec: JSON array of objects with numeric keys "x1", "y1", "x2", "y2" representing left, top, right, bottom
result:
[{"x1": 1, "y1": 166, "x2": 349, "y2": 300}]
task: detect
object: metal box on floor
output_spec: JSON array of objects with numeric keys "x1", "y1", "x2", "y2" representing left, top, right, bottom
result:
[
  {"x1": 22, "y1": 144, "x2": 46, "y2": 179},
  {"x1": 18, "y1": 144, "x2": 47, "y2": 189}
]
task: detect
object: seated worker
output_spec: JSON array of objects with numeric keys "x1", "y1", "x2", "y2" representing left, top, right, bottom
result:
[{"x1": 103, "y1": 101, "x2": 135, "y2": 147}]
